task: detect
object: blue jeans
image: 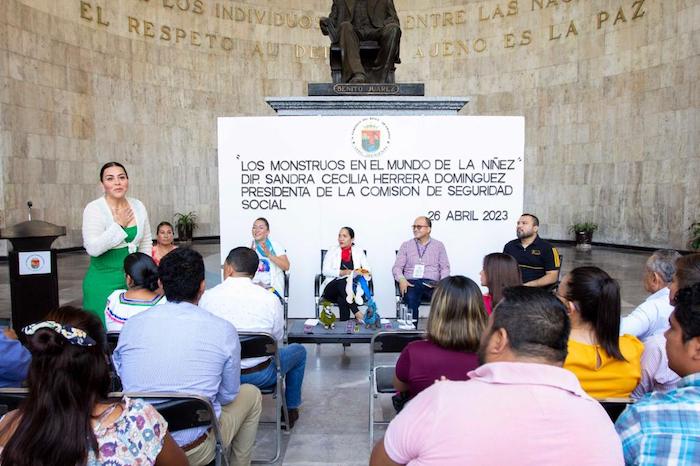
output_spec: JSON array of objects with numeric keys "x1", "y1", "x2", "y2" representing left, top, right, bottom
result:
[
  {"x1": 240, "y1": 343, "x2": 306, "y2": 409},
  {"x1": 404, "y1": 279, "x2": 434, "y2": 321}
]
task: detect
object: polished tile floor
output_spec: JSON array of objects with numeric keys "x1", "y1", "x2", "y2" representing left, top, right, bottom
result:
[{"x1": 0, "y1": 242, "x2": 651, "y2": 465}]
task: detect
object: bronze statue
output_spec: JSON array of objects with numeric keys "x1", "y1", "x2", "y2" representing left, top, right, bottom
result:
[{"x1": 320, "y1": 0, "x2": 401, "y2": 84}]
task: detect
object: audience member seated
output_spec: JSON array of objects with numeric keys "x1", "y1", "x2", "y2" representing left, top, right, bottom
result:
[
  {"x1": 151, "y1": 221, "x2": 177, "y2": 266},
  {"x1": 670, "y1": 253, "x2": 700, "y2": 305},
  {"x1": 634, "y1": 253, "x2": 700, "y2": 398},
  {"x1": 503, "y1": 213, "x2": 560, "y2": 287},
  {"x1": 371, "y1": 287, "x2": 623, "y2": 466},
  {"x1": 621, "y1": 249, "x2": 680, "y2": 338},
  {"x1": 480, "y1": 252, "x2": 522, "y2": 314},
  {"x1": 0, "y1": 327, "x2": 30, "y2": 388},
  {"x1": 320, "y1": 226, "x2": 371, "y2": 321},
  {"x1": 0, "y1": 306, "x2": 187, "y2": 465},
  {"x1": 616, "y1": 283, "x2": 700, "y2": 465},
  {"x1": 114, "y1": 248, "x2": 262, "y2": 466},
  {"x1": 559, "y1": 266, "x2": 643, "y2": 398},
  {"x1": 104, "y1": 252, "x2": 166, "y2": 332},
  {"x1": 392, "y1": 216, "x2": 450, "y2": 325},
  {"x1": 632, "y1": 332, "x2": 680, "y2": 399},
  {"x1": 250, "y1": 217, "x2": 289, "y2": 299},
  {"x1": 393, "y1": 276, "x2": 486, "y2": 403},
  {"x1": 200, "y1": 247, "x2": 306, "y2": 428}
]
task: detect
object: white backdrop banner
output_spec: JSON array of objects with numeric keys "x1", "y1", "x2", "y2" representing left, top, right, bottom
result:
[{"x1": 218, "y1": 116, "x2": 524, "y2": 318}]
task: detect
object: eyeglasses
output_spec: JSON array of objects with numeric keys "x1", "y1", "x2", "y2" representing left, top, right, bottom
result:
[{"x1": 412, "y1": 225, "x2": 429, "y2": 230}]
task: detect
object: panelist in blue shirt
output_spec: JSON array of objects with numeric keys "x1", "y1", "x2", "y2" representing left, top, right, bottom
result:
[
  {"x1": 114, "y1": 247, "x2": 262, "y2": 466},
  {"x1": 0, "y1": 327, "x2": 31, "y2": 388}
]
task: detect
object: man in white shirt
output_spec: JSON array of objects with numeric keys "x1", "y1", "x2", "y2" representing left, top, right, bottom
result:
[
  {"x1": 200, "y1": 247, "x2": 307, "y2": 428},
  {"x1": 621, "y1": 249, "x2": 681, "y2": 339},
  {"x1": 622, "y1": 249, "x2": 682, "y2": 398}
]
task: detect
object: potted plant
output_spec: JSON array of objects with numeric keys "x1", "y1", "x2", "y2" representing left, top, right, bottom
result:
[
  {"x1": 174, "y1": 211, "x2": 198, "y2": 243},
  {"x1": 569, "y1": 221, "x2": 598, "y2": 251},
  {"x1": 690, "y1": 221, "x2": 700, "y2": 251}
]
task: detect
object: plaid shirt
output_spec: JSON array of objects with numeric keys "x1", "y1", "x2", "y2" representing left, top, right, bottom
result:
[{"x1": 615, "y1": 373, "x2": 700, "y2": 465}]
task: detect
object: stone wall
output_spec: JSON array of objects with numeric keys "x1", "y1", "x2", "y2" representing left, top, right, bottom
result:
[{"x1": 1, "y1": 0, "x2": 697, "y2": 251}]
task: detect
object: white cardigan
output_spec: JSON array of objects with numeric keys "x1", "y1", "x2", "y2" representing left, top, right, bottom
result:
[
  {"x1": 82, "y1": 197, "x2": 152, "y2": 257},
  {"x1": 320, "y1": 245, "x2": 372, "y2": 296}
]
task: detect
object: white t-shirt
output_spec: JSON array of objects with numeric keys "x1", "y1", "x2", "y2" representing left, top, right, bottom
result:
[
  {"x1": 251, "y1": 239, "x2": 287, "y2": 294},
  {"x1": 104, "y1": 290, "x2": 166, "y2": 332}
]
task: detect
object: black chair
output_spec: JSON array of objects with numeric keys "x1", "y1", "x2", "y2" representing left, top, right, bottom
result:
[
  {"x1": 0, "y1": 387, "x2": 27, "y2": 416},
  {"x1": 114, "y1": 392, "x2": 225, "y2": 466},
  {"x1": 105, "y1": 331, "x2": 123, "y2": 392},
  {"x1": 598, "y1": 398, "x2": 633, "y2": 422},
  {"x1": 238, "y1": 332, "x2": 287, "y2": 464},
  {"x1": 368, "y1": 331, "x2": 424, "y2": 448},
  {"x1": 0, "y1": 389, "x2": 224, "y2": 466},
  {"x1": 314, "y1": 249, "x2": 374, "y2": 319}
]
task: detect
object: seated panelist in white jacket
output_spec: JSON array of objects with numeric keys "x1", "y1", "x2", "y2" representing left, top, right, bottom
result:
[
  {"x1": 82, "y1": 162, "x2": 152, "y2": 326},
  {"x1": 319, "y1": 226, "x2": 371, "y2": 321}
]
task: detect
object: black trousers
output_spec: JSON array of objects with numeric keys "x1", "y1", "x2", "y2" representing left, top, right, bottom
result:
[
  {"x1": 322, "y1": 278, "x2": 359, "y2": 321},
  {"x1": 337, "y1": 21, "x2": 401, "y2": 83}
]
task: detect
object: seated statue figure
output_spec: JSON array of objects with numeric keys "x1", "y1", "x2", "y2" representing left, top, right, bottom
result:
[{"x1": 320, "y1": 0, "x2": 401, "y2": 84}]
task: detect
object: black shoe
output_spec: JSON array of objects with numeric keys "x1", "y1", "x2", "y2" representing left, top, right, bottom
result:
[
  {"x1": 349, "y1": 73, "x2": 367, "y2": 83},
  {"x1": 282, "y1": 407, "x2": 299, "y2": 430}
]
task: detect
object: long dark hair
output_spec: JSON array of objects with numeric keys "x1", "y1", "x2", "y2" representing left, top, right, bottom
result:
[
  {"x1": 124, "y1": 252, "x2": 159, "y2": 292},
  {"x1": 0, "y1": 307, "x2": 111, "y2": 466},
  {"x1": 563, "y1": 266, "x2": 625, "y2": 360},
  {"x1": 483, "y1": 253, "x2": 522, "y2": 304}
]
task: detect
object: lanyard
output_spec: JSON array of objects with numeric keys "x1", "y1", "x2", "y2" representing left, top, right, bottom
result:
[{"x1": 415, "y1": 239, "x2": 430, "y2": 263}]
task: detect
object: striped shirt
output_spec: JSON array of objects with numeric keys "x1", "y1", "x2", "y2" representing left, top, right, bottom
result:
[
  {"x1": 632, "y1": 333, "x2": 680, "y2": 400},
  {"x1": 616, "y1": 373, "x2": 700, "y2": 465},
  {"x1": 392, "y1": 238, "x2": 450, "y2": 282}
]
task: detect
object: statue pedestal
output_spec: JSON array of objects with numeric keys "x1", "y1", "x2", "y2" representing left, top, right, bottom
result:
[{"x1": 266, "y1": 96, "x2": 470, "y2": 116}]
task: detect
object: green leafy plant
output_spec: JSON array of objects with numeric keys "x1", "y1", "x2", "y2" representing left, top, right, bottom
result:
[
  {"x1": 174, "y1": 211, "x2": 198, "y2": 241},
  {"x1": 569, "y1": 222, "x2": 599, "y2": 235},
  {"x1": 690, "y1": 222, "x2": 700, "y2": 251}
]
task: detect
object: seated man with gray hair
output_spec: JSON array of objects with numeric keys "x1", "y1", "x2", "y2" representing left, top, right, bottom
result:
[
  {"x1": 621, "y1": 249, "x2": 681, "y2": 338},
  {"x1": 621, "y1": 249, "x2": 682, "y2": 398}
]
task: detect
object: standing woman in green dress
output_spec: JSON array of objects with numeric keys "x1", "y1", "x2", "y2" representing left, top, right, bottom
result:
[{"x1": 82, "y1": 162, "x2": 152, "y2": 325}]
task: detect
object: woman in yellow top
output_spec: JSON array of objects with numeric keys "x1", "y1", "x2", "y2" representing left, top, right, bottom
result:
[{"x1": 558, "y1": 266, "x2": 643, "y2": 398}]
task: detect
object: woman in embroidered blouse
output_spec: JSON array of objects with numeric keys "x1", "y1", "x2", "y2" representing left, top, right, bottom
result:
[
  {"x1": 320, "y1": 226, "x2": 371, "y2": 321},
  {"x1": 82, "y1": 162, "x2": 152, "y2": 326},
  {"x1": 0, "y1": 306, "x2": 186, "y2": 466},
  {"x1": 152, "y1": 221, "x2": 177, "y2": 266},
  {"x1": 105, "y1": 252, "x2": 166, "y2": 332},
  {"x1": 480, "y1": 252, "x2": 522, "y2": 314},
  {"x1": 250, "y1": 217, "x2": 289, "y2": 296},
  {"x1": 559, "y1": 266, "x2": 644, "y2": 398}
]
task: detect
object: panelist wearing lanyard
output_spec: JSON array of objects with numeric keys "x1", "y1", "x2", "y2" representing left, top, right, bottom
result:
[{"x1": 392, "y1": 216, "x2": 451, "y2": 324}]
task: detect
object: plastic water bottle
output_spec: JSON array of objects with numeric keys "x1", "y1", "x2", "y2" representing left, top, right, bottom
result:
[{"x1": 400, "y1": 304, "x2": 409, "y2": 323}]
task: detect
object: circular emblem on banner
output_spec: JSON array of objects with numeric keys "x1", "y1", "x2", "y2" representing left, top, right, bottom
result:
[
  {"x1": 351, "y1": 118, "x2": 391, "y2": 157},
  {"x1": 26, "y1": 254, "x2": 45, "y2": 271}
]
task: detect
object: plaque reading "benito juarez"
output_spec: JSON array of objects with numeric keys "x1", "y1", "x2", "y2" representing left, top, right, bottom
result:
[{"x1": 308, "y1": 82, "x2": 425, "y2": 96}]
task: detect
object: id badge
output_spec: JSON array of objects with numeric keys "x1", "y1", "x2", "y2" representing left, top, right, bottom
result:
[{"x1": 412, "y1": 264, "x2": 425, "y2": 279}]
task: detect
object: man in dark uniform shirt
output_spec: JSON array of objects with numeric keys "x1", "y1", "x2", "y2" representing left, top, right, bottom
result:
[
  {"x1": 321, "y1": 0, "x2": 401, "y2": 83},
  {"x1": 503, "y1": 213, "x2": 561, "y2": 287}
]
